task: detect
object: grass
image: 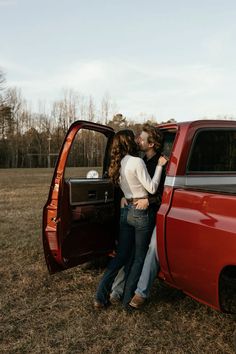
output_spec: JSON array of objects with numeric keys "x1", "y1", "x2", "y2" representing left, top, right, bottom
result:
[{"x1": 0, "y1": 168, "x2": 235, "y2": 353}]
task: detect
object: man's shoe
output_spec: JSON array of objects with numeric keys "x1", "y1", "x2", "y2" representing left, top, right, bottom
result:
[
  {"x1": 109, "y1": 293, "x2": 121, "y2": 305},
  {"x1": 129, "y1": 294, "x2": 146, "y2": 309},
  {"x1": 124, "y1": 304, "x2": 136, "y2": 313},
  {"x1": 93, "y1": 300, "x2": 105, "y2": 309}
]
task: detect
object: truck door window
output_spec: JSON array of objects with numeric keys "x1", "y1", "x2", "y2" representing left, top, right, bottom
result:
[
  {"x1": 64, "y1": 129, "x2": 108, "y2": 179},
  {"x1": 187, "y1": 129, "x2": 236, "y2": 173},
  {"x1": 162, "y1": 131, "x2": 176, "y2": 158}
]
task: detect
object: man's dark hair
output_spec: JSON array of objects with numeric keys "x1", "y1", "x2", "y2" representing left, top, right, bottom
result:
[{"x1": 142, "y1": 123, "x2": 163, "y2": 152}]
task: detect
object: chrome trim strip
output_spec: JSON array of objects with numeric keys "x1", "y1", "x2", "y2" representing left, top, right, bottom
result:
[
  {"x1": 69, "y1": 178, "x2": 107, "y2": 183},
  {"x1": 165, "y1": 175, "x2": 236, "y2": 187},
  {"x1": 70, "y1": 199, "x2": 114, "y2": 206}
]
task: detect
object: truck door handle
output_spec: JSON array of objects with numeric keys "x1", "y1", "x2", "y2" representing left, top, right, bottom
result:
[{"x1": 88, "y1": 191, "x2": 96, "y2": 199}]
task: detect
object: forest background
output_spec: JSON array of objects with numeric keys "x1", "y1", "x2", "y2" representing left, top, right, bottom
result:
[{"x1": 0, "y1": 70, "x2": 176, "y2": 169}]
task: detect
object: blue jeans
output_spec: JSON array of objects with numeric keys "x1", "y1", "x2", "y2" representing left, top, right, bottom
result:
[
  {"x1": 111, "y1": 226, "x2": 160, "y2": 300},
  {"x1": 95, "y1": 205, "x2": 150, "y2": 306},
  {"x1": 135, "y1": 226, "x2": 160, "y2": 298}
]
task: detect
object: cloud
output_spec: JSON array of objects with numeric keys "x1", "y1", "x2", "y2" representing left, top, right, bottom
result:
[
  {"x1": 4, "y1": 58, "x2": 236, "y2": 121},
  {"x1": 51, "y1": 59, "x2": 223, "y2": 98},
  {"x1": 0, "y1": 58, "x2": 34, "y2": 76}
]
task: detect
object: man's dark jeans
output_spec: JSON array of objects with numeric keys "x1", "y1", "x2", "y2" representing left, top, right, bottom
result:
[{"x1": 95, "y1": 205, "x2": 151, "y2": 306}]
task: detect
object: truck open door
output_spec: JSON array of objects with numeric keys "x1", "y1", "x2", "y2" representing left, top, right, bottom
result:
[{"x1": 42, "y1": 121, "x2": 116, "y2": 274}]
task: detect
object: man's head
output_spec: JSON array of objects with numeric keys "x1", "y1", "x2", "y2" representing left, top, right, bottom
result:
[{"x1": 137, "y1": 123, "x2": 163, "y2": 154}]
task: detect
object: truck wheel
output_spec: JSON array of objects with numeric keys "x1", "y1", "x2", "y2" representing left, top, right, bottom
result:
[{"x1": 219, "y1": 267, "x2": 236, "y2": 312}]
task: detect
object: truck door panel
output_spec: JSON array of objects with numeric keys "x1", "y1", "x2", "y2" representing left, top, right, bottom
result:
[{"x1": 61, "y1": 178, "x2": 115, "y2": 261}]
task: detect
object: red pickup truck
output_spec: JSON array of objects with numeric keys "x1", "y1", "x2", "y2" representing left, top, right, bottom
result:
[{"x1": 42, "y1": 119, "x2": 236, "y2": 316}]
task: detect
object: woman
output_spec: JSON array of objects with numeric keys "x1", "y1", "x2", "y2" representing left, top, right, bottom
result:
[{"x1": 94, "y1": 129, "x2": 167, "y2": 309}]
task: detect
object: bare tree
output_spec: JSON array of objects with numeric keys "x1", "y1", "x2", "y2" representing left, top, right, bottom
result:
[
  {"x1": 87, "y1": 95, "x2": 96, "y2": 122},
  {"x1": 51, "y1": 89, "x2": 79, "y2": 132},
  {"x1": 100, "y1": 93, "x2": 111, "y2": 124},
  {"x1": 108, "y1": 113, "x2": 128, "y2": 131},
  {"x1": 0, "y1": 69, "x2": 6, "y2": 94}
]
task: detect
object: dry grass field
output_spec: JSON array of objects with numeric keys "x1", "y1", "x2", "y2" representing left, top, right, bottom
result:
[{"x1": 0, "y1": 168, "x2": 235, "y2": 353}]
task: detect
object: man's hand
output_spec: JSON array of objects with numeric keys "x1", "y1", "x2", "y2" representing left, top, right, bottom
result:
[{"x1": 134, "y1": 198, "x2": 149, "y2": 210}]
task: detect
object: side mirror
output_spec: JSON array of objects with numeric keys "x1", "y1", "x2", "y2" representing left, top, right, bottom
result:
[{"x1": 86, "y1": 170, "x2": 99, "y2": 179}]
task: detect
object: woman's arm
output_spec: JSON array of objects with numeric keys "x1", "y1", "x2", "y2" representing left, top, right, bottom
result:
[{"x1": 135, "y1": 156, "x2": 167, "y2": 194}]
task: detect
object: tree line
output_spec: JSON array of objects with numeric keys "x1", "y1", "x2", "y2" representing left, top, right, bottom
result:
[{"x1": 0, "y1": 70, "x2": 173, "y2": 168}]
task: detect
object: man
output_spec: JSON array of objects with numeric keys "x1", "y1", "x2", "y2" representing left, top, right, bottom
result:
[{"x1": 110, "y1": 123, "x2": 166, "y2": 309}]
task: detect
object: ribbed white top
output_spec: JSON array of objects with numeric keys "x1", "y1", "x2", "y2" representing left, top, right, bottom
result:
[{"x1": 119, "y1": 155, "x2": 163, "y2": 199}]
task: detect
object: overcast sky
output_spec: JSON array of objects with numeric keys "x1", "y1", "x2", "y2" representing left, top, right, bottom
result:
[{"x1": 1, "y1": 0, "x2": 236, "y2": 122}]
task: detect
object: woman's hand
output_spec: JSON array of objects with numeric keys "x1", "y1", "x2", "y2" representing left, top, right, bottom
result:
[
  {"x1": 158, "y1": 156, "x2": 168, "y2": 166},
  {"x1": 134, "y1": 198, "x2": 149, "y2": 209},
  {"x1": 120, "y1": 197, "x2": 128, "y2": 208}
]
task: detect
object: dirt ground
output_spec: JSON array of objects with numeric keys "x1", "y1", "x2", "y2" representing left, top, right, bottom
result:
[{"x1": 0, "y1": 168, "x2": 235, "y2": 353}]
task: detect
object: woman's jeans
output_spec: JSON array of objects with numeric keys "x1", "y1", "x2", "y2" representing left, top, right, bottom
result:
[
  {"x1": 111, "y1": 226, "x2": 160, "y2": 300},
  {"x1": 95, "y1": 205, "x2": 151, "y2": 306}
]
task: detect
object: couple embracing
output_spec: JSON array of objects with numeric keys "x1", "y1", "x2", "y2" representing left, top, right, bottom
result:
[{"x1": 94, "y1": 123, "x2": 167, "y2": 311}]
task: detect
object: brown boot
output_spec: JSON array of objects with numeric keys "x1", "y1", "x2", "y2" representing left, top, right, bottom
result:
[
  {"x1": 93, "y1": 300, "x2": 106, "y2": 310},
  {"x1": 129, "y1": 294, "x2": 146, "y2": 309},
  {"x1": 109, "y1": 293, "x2": 121, "y2": 305}
]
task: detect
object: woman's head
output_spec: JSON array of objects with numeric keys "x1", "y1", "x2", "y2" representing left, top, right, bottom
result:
[
  {"x1": 109, "y1": 129, "x2": 138, "y2": 184},
  {"x1": 111, "y1": 129, "x2": 138, "y2": 156}
]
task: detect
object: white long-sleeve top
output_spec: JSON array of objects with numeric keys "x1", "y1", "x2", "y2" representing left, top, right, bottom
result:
[{"x1": 119, "y1": 154, "x2": 163, "y2": 199}]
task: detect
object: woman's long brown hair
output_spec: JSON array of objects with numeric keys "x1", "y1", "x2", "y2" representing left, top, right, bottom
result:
[{"x1": 108, "y1": 129, "x2": 138, "y2": 185}]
